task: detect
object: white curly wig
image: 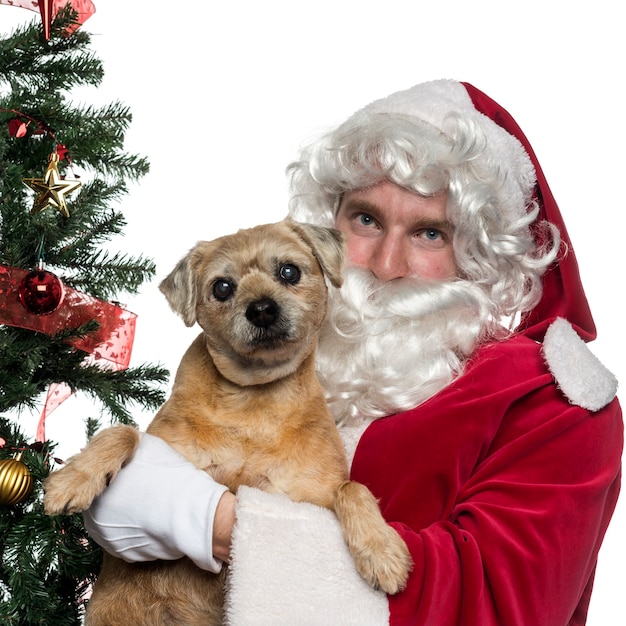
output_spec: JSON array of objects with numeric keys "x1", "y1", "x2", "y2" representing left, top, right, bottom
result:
[{"x1": 287, "y1": 80, "x2": 560, "y2": 424}]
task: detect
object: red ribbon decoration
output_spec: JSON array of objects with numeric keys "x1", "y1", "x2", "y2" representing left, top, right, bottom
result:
[
  {"x1": 0, "y1": 0, "x2": 96, "y2": 40},
  {"x1": 0, "y1": 264, "x2": 136, "y2": 440}
]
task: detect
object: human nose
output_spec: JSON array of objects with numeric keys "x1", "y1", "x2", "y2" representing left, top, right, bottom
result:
[{"x1": 368, "y1": 234, "x2": 410, "y2": 281}]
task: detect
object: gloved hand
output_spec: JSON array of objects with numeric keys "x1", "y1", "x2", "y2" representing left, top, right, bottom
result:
[{"x1": 83, "y1": 432, "x2": 229, "y2": 573}]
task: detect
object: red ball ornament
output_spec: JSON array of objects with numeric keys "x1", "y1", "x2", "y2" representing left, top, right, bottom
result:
[{"x1": 18, "y1": 268, "x2": 65, "y2": 315}]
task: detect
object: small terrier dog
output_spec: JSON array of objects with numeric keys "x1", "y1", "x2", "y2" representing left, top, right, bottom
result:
[{"x1": 44, "y1": 220, "x2": 411, "y2": 625}]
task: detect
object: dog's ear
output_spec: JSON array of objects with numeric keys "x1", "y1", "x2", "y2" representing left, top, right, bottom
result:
[
  {"x1": 287, "y1": 221, "x2": 346, "y2": 288},
  {"x1": 159, "y1": 248, "x2": 200, "y2": 327}
]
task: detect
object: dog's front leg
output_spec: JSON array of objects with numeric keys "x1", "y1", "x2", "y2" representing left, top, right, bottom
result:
[
  {"x1": 44, "y1": 425, "x2": 140, "y2": 516},
  {"x1": 333, "y1": 480, "x2": 412, "y2": 595}
]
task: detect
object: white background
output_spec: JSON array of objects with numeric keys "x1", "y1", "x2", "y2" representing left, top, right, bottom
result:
[{"x1": 2, "y1": 2, "x2": 624, "y2": 623}]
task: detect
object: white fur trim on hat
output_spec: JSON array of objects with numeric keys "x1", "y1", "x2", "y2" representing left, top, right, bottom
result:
[
  {"x1": 542, "y1": 318, "x2": 618, "y2": 411},
  {"x1": 355, "y1": 79, "x2": 537, "y2": 220}
]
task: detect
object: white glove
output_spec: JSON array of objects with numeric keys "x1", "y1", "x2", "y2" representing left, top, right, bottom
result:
[{"x1": 83, "y1": 432, "x2": 229, "y2": 573}]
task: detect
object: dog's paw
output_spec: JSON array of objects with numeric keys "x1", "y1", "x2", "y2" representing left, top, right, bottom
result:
[
  {"x1": 352, "y1": 522, "x2": 412, "y2": 595},
  {"x1": 333, "y1": 480, "x2": 412, "y2": 594},
  {"x1": 43, "y1": 424, "x2": 140, "y2": 517},
  {"x1": 44, "y1": 466, "x2": 110, "y2": 515}
]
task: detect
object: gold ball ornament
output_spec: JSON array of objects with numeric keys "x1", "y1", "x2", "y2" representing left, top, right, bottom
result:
[{"x1": 0, "y1": 451, "x2": 34, "y2": 506}]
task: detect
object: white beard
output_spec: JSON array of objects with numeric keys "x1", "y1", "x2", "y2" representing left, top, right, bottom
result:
[{"x1": 316, "y1": 267, "x2": 495, "y2": 428}]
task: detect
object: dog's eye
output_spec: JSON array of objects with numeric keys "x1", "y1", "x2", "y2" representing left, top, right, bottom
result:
[
  {"x1": 212, "y1": 279, "x2": 235, "y2": 301},
  {"x1": 278, "y1": 263, "x2": 301, "y2": 285}
]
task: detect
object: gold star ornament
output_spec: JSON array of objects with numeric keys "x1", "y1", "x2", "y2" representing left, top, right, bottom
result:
[{"x1": 23, "y1": 152, "x2": 82, "y2": 218}]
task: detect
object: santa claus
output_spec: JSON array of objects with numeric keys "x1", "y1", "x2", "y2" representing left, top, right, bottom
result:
[{"x1": 85, "y1": 80, "x2": 622, "y2": 626}]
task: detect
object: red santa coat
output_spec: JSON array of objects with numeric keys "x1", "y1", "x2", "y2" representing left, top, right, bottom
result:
[
  {"x1": 227, "y1": 321, "x2": 621, "y2": 626},
  {"x1": 352, "y1": 331, "x2": 622, "y2": 625}
]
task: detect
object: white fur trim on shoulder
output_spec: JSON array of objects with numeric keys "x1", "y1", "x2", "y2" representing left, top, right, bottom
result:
[
  {"x1": 225, "y1": 486, "x2": 389, "y2": 625},
  {"x1": 542, "y1": 318, "x2": 618, "y2": 412}
]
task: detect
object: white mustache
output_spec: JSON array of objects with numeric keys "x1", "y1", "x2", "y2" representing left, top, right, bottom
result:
[{"x1": 328, "y1": 266, "x2": 488, "y2": 337}]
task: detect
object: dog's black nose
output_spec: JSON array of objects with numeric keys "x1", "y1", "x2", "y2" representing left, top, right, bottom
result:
[{"x1": 246, "y1": 298, "x2": 279, "y2": 328}]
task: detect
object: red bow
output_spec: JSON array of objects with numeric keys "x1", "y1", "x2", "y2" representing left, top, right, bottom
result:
[
  {"x1": 0, "y1": 0, "x2": 96, "y2": 40},
  {"x1": 0, "y1": 264, "x2": 136, "y2": 440}
]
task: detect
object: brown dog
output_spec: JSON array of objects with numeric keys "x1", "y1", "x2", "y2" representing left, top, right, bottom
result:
[{"x1": 44, "y1": 220, "x2": 412, "y2": 625}]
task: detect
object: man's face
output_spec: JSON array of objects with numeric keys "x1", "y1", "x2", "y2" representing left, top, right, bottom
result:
[{"x1": 334, "y1": 181, "x2": 457, "y2": 282}]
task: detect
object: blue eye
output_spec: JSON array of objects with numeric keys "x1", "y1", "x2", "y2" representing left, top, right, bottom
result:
[
  {"x1": 423, "y1": 228, "x2": 441, "y2": 240},
  {"x1": 212, "y1": 279, "x2": 235, "y2": 301},
  {"x1": 358, "y1": 213, "x2": 375, "y2": 226}
]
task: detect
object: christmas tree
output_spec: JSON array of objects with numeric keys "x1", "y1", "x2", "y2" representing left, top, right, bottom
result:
[{"x1": 0, "y1": 9, "x2": 168, "y2": 623}]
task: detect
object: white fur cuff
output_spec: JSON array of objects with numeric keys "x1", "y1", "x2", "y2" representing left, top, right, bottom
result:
[
  {"x1": 225, "y1": 486, "x2": 389, "y2": 625},
  {"x1": 542, "y1": 318, "x2": 618, "y2": 412}
]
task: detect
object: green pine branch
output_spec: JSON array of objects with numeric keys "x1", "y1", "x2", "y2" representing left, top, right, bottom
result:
[
  {"x1": 0, "y1": 10, "x2": 102, "y2": 94},
  {"x1": 0, "y1": 418, "x2": 101, "y2": 625},
  {"x1": 0, "y1": 10, "x2": 170, "y2": 622}
]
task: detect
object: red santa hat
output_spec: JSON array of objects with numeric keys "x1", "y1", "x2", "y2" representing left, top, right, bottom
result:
[{"x1": 356, "y1": 79, "x2": 595, "y2": 342}]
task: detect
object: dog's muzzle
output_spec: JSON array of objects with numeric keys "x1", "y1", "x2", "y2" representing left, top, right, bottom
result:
[
  {"x1": 243, "y1": 298, "x2": 295, "y2": 349},
  {"x1": 246, "y1": 298, "x2": 280, "y2": 329}
]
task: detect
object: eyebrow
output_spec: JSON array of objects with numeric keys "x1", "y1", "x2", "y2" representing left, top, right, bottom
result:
[{"x1": 339, "y1": 198, "x2": 454, "y2": 233}]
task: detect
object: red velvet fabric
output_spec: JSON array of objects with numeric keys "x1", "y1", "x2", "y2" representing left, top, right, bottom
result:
[{"x1": 351, "y1": 335, "x2": 622, "y2": 625}]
